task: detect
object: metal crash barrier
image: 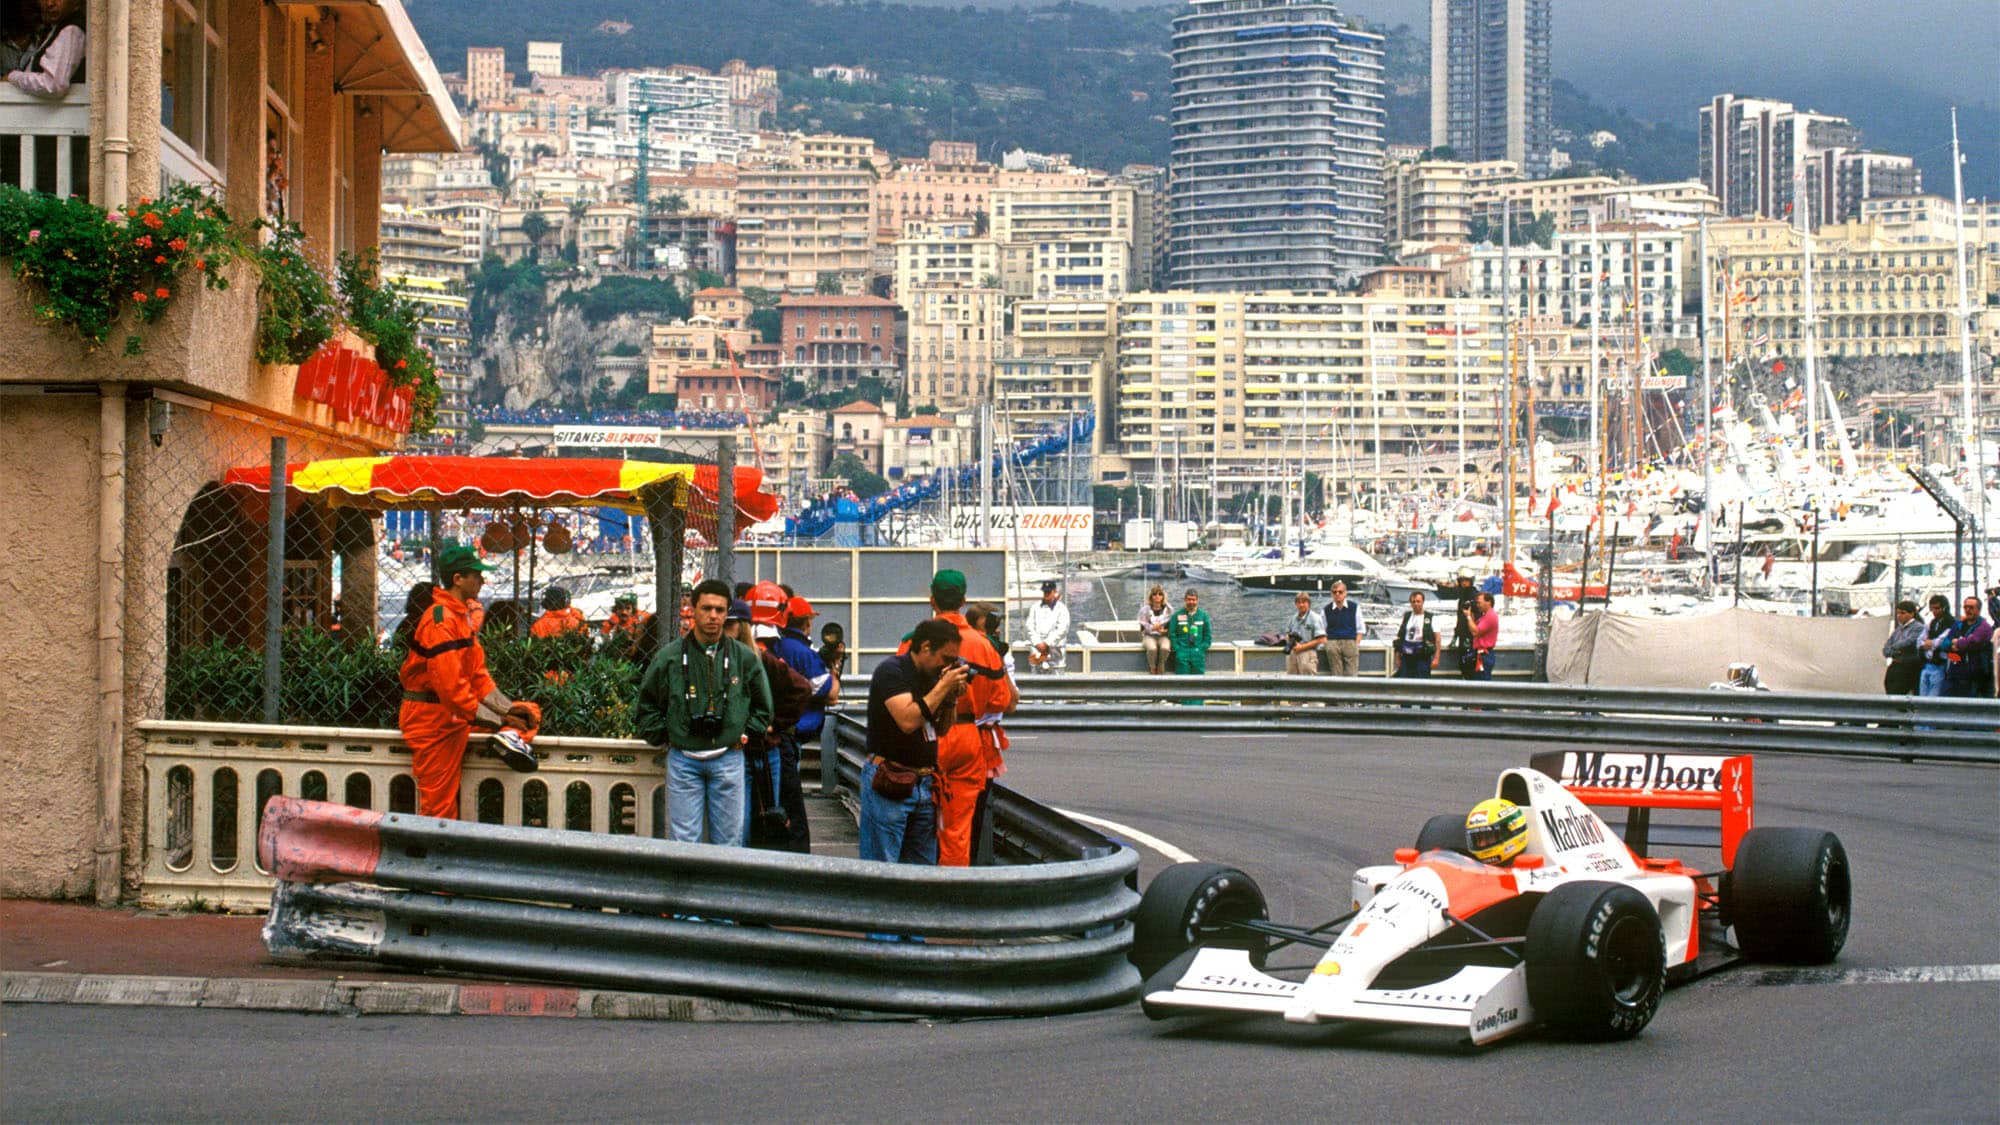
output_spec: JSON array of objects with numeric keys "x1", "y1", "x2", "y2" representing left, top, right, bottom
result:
[
  {"x1": 258, "y1": 795, "x2": 1141, "y2": 1017},
  {"x1": 997, "y1": 676, "x2": 2000, "y2": 764}
]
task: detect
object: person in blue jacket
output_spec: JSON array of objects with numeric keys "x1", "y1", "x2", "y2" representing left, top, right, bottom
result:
[{"x1": 763, "y1": 587, "x2": 837, "y2": 853}]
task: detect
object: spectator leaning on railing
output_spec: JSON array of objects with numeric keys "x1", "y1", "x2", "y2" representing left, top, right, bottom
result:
[
  {"x1": 1137, "y1": 586, "x2": 1171, "y2": 675},
  {"x1": 1881, "y1": 599, "x2": 1925, "y2": 696}
]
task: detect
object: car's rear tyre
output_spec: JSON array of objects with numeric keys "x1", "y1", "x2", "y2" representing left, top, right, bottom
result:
[
  {"x1": 1416, "y1": 813, "x2": 1467, "y2": 854},
  {"x1": 1526, "y1": 881, "x2": 1665, "y2": 1041},
  {"x1": 1729, "y1": 828, "x2": 1850, "y2": 964},
  {"x1": 1129, "y1": 862, "x2": 1268, "y2": 978}
]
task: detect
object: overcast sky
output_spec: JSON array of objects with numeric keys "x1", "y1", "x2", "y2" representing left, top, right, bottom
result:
[{"x1": 1349, "y1": 0, "x2": 1999, "y2": 116}]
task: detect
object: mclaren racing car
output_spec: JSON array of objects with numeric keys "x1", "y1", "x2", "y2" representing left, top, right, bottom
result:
[{"x1": 1135, "y1": 751, "x2": 1850, "y2": 1045}]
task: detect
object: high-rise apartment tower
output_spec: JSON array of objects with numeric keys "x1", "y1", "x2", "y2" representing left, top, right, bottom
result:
[
  {"x1": 1429, "y1": 0, "x2": 1552, "y2": 176},
  {"x1": 1168, "y1": 0, "x2": 1386, "y2": 290}
]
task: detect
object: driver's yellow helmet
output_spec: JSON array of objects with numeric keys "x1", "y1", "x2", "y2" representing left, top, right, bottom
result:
[{"x1": 1466, "y1": 797, "x2": 1528, "y2": 865}]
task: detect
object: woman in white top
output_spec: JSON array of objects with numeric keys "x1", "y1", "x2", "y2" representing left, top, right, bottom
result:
[{"x1": 1137, "y1": 585, "x2": 1172, "y2": 674}]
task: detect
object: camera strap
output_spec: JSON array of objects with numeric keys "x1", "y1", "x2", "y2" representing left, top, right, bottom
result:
[{"x1": 681, "y1": 639, "x2": 731, "y2": 706}]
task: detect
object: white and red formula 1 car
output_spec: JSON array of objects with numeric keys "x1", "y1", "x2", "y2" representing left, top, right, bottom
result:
[{"x1": 1135, "y1": 751, "x2": 1850, "y2": 1044}]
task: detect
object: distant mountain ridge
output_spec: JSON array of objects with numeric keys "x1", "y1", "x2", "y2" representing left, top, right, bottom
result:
[{"x1": 405, "y1": 0, "x2": 1991, "y2": 197}]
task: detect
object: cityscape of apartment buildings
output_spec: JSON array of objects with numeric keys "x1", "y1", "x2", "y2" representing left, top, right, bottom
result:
[{"x1": 365, "y1": 10, "x2": 1991, "y2": 510}]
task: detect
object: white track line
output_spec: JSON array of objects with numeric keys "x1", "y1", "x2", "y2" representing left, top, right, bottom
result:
[
  {"x1": 1711, "y1": 964, "x2": 2000, "y2": 987},
  {"x1": 1052, "y1": 808, "x2": 1200, "y2": 864},
  {"x1": 1199, "y1": 734, "x2": 1286, "y2": 740}
]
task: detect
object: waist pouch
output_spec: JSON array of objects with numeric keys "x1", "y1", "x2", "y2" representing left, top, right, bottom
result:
[{"x1": 870, "y1": 756, "x2": 931, "y2": 801}]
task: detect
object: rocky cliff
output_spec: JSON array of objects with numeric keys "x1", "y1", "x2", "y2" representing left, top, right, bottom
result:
[{"x1": 477, "y1": 303, "x2": 651, "y2": 409}]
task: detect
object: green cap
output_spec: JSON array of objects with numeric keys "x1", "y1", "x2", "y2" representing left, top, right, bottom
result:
[
  {"x1": 436, "y1": 544, "x2": 490, "y2": 579},
  {"x1": 930, "y1": 569, "x2": 967, "y2": 597}
]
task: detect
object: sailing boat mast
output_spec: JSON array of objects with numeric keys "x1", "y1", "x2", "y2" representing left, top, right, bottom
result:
[
  {"x1": 1699, "y1": 215, "x2": 1715, "y2": 595},
  {"x1": 1948, "y1": 107, "x2": 1985, "y2": 588},
  {"x1": 1502, "y1": 202, "x2": 1517, "y2": 559},
  {"x1": 1794, "y1": 169, "x2": 1821, "y2": 471}
]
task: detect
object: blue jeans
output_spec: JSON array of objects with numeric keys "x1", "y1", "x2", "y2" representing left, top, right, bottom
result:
[
  {"x1": 857, "y1": 759, "x2": 936, "y2": 865},
  {"x1": 667, "y1": 749, "x2": 746, "y2": 846},
  {"x1": 1918, "y1": 663, "x2": 1947, "y2": 697}
]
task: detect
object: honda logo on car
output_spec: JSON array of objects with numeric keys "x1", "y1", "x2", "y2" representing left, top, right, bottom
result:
[
  {"x1": 1540, "y1": 806, "x2": 1606, "y2": 851},
  {"x1": 1559, "y1": 752, "x2": 1724, "y2": 792}
]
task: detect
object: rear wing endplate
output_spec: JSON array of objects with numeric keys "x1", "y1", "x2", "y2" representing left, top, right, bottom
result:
[{"x1": 1529, "y1": 751, "x2": 1754, "y2": 867}]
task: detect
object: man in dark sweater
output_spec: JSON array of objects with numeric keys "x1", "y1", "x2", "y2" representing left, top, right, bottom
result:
[
  {"x1": 1321, "y1": 580, "x2": 1364, "y2": 677},
  {"x1": 860, "y1": 618, "x2": 972, "y2": 864}
]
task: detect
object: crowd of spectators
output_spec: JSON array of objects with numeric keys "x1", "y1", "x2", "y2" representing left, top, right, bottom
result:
[
  {"x1": 1891, "y1": 589, "x2": 1997, "y2": 699},
  {"x1": 474, "y1": 406, "x2": 750, "y2": 431}
]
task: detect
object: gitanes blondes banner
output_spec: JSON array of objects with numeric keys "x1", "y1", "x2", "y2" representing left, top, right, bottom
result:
[{"x1": 945, "y1": 506, "x2": 1093, "y2": 552}]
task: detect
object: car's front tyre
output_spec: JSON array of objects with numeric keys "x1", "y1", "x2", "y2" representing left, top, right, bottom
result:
[
  {"x1": 1526, "y1": 881, "x2": 1666, "y2": 1040},
  {"x1": 1129, "y1": 862, "x2": 1268, "y2": 978}
]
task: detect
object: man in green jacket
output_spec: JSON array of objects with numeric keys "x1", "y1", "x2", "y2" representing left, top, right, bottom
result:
[
  {"x1": 636, "y1": 578, "x2": 773, "y2": 845},
  {"x1": 1169, "y1": 588, "x2": 1214, "y2": 682}
]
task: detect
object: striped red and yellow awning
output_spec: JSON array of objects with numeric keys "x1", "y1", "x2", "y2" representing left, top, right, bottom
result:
[{"x1": 221, "y1": 456, "x2": 780, "y2": 528}]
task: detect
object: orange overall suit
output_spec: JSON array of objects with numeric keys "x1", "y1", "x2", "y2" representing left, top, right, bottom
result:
[
  {"x1": 930, "y1": 613, "x2": 1014, "y2": 867},
  {"x1": 399, "y1": 589, "x2": 497, "y2": 818},
  {"x1": 530, "y1": 606, "x2": 586, "y2": 637}
]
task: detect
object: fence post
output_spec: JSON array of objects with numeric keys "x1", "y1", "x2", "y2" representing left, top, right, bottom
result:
[
  {"x1": 262, "y1": 436, "x2": 287, "y2": 724},
  {"x1": 716, "y1": 435, "x2": 737, "y2": 585},
  {"x1": 645, "y1": 480, "x2": 680, "y2": 632},
  {"x1": 820, "y1": 703, "x2": 842, "y2": 796}
]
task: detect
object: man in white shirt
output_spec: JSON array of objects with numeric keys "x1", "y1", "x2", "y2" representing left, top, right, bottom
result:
[{"x1": 1026, "y1": 581, "x2": 1070, "y2": 673}]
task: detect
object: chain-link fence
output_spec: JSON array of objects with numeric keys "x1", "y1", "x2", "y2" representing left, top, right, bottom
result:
[{"x1": 138, "y1": 420, "x2": 764, "y2": 741}]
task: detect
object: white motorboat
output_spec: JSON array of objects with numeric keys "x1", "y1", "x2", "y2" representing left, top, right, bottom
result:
[
  {"x1": 1183, "y1": 542, "x2": 1282, "y2": 583},
  {"x1": 1234, "y1": 544, "x2": 1394, "y2": 595}
]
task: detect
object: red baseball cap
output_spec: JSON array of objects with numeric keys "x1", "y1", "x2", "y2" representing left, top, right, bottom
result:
[
  {"x1": 748, "y1": 581, "x2": 788, "y2": 627},
  {"x1": 786, "y1": 595, "x2": 816, "y2": 620}
]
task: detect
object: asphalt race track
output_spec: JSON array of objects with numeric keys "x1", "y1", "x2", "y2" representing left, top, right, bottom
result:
[{"x1": 8, "y1": 732, "x2": 1999, "y2": 1120}]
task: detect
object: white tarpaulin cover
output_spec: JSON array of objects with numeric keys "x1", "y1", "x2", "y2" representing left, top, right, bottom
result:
[{"x1": 1548, "y1": 608, "x2": 1891, "y2": 694}]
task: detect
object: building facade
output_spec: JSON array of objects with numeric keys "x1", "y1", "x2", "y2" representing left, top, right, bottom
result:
[
  {"x1": 734, "y1": 157, "x2": 880, "y2": 293},
  {"x1": 1167, "y1": 0, "x2": 1387, "y2": 290},
  {"x1": 1384, "y1": 158, "x2": 1473, "y2": 247},
  {"x1": 0, "y1": 0, "x2": 458, "y2": 901},
  {"x1": 893, "y1": 218, "x2": 1000, "y2": 300},
  {"x1": 777, "y1": 294, "x2": 901, "y2": 397},
  {"x1": 905, "y1": 284, "x2": 1003, "y2": 412},
  {"x1": 1115, "y1": 277, "x2": 1504, "y2": 504},
  {"x1": 1429, "y1": 0, "x2": 1553, "y2": 176}
]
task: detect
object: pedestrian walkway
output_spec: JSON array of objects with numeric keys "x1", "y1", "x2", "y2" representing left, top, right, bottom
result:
[{"x1": 3, "y1": 796, "x2": 862, "y2": 1022}]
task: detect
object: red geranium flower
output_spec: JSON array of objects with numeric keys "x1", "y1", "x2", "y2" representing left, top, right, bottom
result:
[
  {"x1": 155, "y1": 255, "x2": 167, "y2": 264},
  {"x1": 133, "y1": 292, "x2": 148, "y2": 303},
  {"x1": 395, "y1": 359, "x2": 409, "y2": 369},
  {"x1": 168, "y1": 238, "x2": 187, "y2": 251},
  {"x1": 142, "y1": 212, "x2": 165, "y2": 230},
  {"x1": 155, "y1": 287, "x2": 170, "y2": 299},
  {"x1": 135, "y1": 235, "x2": 153, "y2": 248}
]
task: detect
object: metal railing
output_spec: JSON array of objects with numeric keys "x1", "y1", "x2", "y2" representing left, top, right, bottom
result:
[
  {"x1": 992, "y1": 675, "x2": 2000, "y2": 764},
  {"x1": 0, "y1": 85, "x2": 89, "y2": 198},
  {"x1": 259, "y1": 795, "x2": 1141, "y2": 1016},
  {"x1": 141, "y1": 720, "x2": 673, "y2": 908}
]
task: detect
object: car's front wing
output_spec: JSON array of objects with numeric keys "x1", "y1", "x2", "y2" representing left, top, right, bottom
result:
[{"x1": 1142, "y1": 948, "x2": 1536, "y2": 1045}]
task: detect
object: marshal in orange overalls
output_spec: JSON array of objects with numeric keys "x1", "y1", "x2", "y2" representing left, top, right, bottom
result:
[
  {"x1": 398, "y1": 589, "x2": 497, "y2": 818},
  {"x1": 530, "y1": 606, "x2": 586, "y2": 637}
]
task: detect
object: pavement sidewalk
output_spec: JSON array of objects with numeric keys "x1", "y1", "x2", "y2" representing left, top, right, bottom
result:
[
  {"x1": 3, "y1": 797, "x2": 866, "y2": 1023},
  {"x1": 1, "y1": 899, "x2": 833, "y2": 1022}
]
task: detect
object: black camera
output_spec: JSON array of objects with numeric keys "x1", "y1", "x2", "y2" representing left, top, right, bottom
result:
[{"x1": 689, "y1": 711, "x2": 725, "y2": 741}]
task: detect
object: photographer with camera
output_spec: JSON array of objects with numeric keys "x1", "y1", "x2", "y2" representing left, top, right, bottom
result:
[
  {"x1": 635, "y1": 579, "x2": 773, "y2": 846},
  {"x1": 862, "y1": 617, "x2": 974, "y2": 865}
]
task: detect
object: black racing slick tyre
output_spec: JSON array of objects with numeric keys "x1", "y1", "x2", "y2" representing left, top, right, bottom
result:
[
  {"x1": 1416, "y1": 813, "x2": 1468, "y2": 854},
  {"x1": 1525, "y1": 881, "x2": 1666, "y2": 1041},
  {"x1": 1728, "y1": 828, "x2": 1851, "y2": 964},
  {"x1": 1129, "y1": 863, "x2": 1267, "y2": 979}
]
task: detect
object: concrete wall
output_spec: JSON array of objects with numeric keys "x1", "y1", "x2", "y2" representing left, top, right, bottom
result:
[{"x1": 0, "y1": 395, "x2": 104, "y2": 897}]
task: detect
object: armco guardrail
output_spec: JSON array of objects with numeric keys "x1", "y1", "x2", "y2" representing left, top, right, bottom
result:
[
  {"x1": 258, "y1": 796, "x2": 1141, "y2": 1016},
  {"x1": 995, "y1": 676, "x2": 2000, "y2": 764}
]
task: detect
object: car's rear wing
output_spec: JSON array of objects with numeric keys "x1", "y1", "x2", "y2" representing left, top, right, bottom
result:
[{"x1": 1528, "y1": 751, "x2": 1754, "y2": 867}]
